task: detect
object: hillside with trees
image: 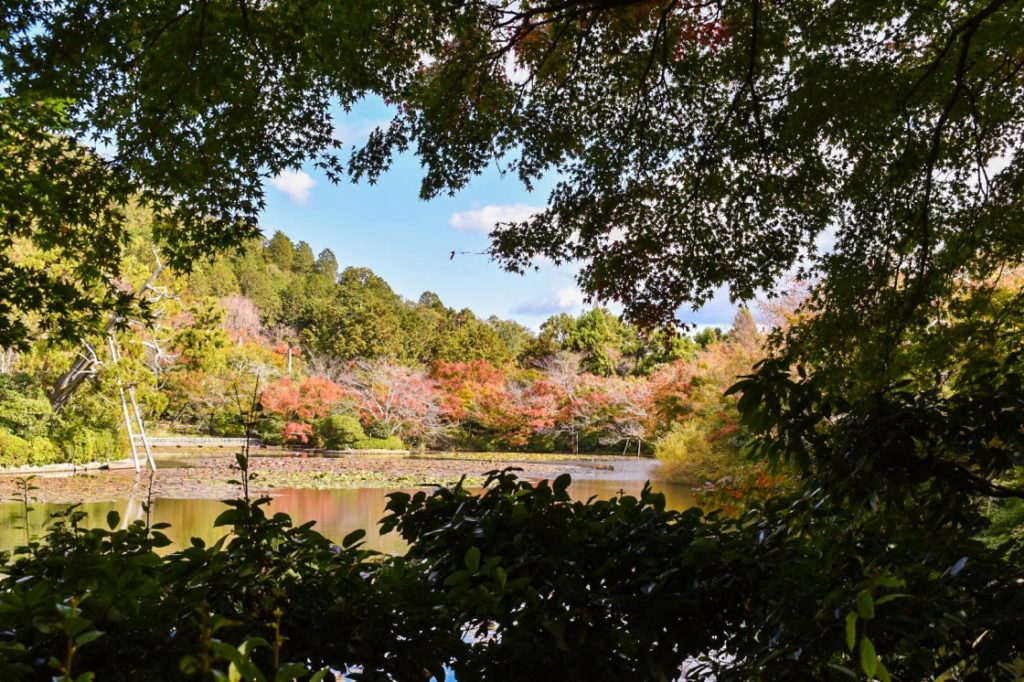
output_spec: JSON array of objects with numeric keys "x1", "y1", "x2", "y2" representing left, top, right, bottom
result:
[{"x1": 0, "y1": 218, "x2": 768, "y2": 487}]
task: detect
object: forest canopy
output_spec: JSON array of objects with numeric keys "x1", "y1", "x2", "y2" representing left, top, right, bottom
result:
[
  {"x1": 2, "y1": 1, "x2": 1022, "y2": 361},
  {"x1": 0, "y1": 1, "x2": 1023, "y2": 680}
]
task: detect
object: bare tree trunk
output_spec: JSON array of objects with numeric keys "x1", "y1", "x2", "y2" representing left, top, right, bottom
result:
[
  {"x1": 0, "y1": 348, "x2": 18, "y2": 374},
  {"x1": 49, "y1": 264, "x2": 165, "y2": 412},
  {"x1": 50, "y1": 336, "x2": 110, "y2": 412}
]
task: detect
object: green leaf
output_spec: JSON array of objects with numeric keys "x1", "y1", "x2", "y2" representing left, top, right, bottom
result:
[
  {"x1": 845, "y1": 612, "x2": 857, "y2": 651},
  {"x1": 106, "y1": 511, "x2": 119, "y2": 529},
  {"x1": 464, "y1": 546, "x2": 481, "y2": 573},
  {"x1": 180, "y1": 656, "x2": 200, "y2": 675},
  {"x1": 827, "y1": 663, "x2": 858, "y2": 678},
  {"x1": 494, "y1": 566, "x2": 507, "y2": 590},
  {"x1": 444, "y1": 570, "x2": 470, "y2": 587},
  {"x1": 856, "y1": 590, "x2": 874, "y2": 619},
  {"x1": 75, "y1": 630, "x2": 104, "y2": 647},
  {"x1": 859, "y1": 636, "x2": 877, "y2": 678},
  {"x1": 342, "y1": 529, "x2": 366, "y2": 548},
  {"x1": 876, "y1": 575, "x2": 905, "y2": 588},
  {"x1": 150, "y1": 531, "x2": 172, "y2": 548},
  {"x1": 214, "y1": 509, "x2": 242, "y2": 527},
  {"x1": 275, "y1": 662, "x2": 310, "y2": 681},
  {"x1": 553, "y1": 473, "x2": 571, "y2": 495}
]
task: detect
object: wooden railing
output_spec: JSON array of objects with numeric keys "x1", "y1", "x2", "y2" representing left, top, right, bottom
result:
[{"x1": 137, "y1": 436, "x2": 264, "y2": 448}]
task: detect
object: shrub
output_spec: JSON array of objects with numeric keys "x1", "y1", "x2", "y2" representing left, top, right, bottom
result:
[
  {"x1": 315, "y1": 414, "x2": 366, "y2": 450},
  {"x1": 656, "y1": 418, "x2": 743, "y2": 483},
  {"x1": 0, "y1": 497, "x2": 457, "y2": 681},
  {"x1": 0, "y1": 429, "x2": 30, "y2": 467},
  {"x1": 53, "y1": 425, "x2": 122, "y2": 464},
  {"x1": 0, "y1": 471, "x2": 1021, "y2": 680},
  {"x1": 283, "y1": 421, "x2": 312, "y2": 444},
  {"x1": 255, "y1": 416, "x2": 287, "y2": 445},
  {"x1": 362, "y1": 419, "x2": 391, "y2": 439},
  {"x1": 208, "y1": 411, "x2": 247, "y2": 437},
  {"x1": 353, "y1": 436, "x2": 405, "y2": 451},
  {"x1": 26, "y1": 437, "x2": 63, "y2": 466},
  {"x1": 526, "y1": 433, "x2": 557, "y2": 453},
  {"x1": 0, "y1": 431, "x2": 86, "y2": 468},
  {"x1": 0, "y1": 373, "x2": 52, "y2": 439}
]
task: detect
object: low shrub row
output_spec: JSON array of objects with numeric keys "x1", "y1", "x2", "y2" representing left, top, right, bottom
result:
[
  {"x1": 0, "y1": 469, "x2": 1020, "y2": 681},
  {"x1": 0, "y1": 374, "x2": 124, "y2": 468}
]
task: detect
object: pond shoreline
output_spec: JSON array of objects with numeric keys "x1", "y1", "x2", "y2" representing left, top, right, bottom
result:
[{"x1": 0, "y1": 452, "x2": 664, "y2": 504}]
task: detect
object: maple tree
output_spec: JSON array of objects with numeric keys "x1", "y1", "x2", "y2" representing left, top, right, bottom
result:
[
  {"x1": 261, "y1": 376, "x2": 345, "y2": 422},
  {"x1": 338, "y1": 361, "x2": 446, "y2": 444}
]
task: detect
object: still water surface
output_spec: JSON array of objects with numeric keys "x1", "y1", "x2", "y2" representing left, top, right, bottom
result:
[{"x1": 0, "y1": 478, "x2": 694, "y2": 554}]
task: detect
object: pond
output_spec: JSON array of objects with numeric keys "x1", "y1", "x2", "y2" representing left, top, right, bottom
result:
[{"x1": 0, "y1": 457, "x2": 695, "y2": 553}]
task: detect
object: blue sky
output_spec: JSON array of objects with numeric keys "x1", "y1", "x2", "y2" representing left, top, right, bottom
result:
[{"x1": 258, "y1": 98, "x2": 738, "y2": 331}]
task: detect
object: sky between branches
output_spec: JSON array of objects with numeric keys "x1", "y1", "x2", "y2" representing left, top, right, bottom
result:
[{"x1": 260, "y1": 96, "x2": 739, "y2": 331}]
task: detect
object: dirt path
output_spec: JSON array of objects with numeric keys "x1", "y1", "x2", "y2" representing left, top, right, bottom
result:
[{"x1": 0, "y1": 453, "x2": 659, "y2": 504}]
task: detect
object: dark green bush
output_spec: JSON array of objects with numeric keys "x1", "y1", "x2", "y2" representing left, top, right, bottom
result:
[
  {"x1": 0, "y1": 373, "x2": 52, "y2": 439},
  {"x1": 0, "y1": 498, "x2": 458, "y2": 681},
  {"x1": 315, "y1": 414, "x2": 366, "y2": 450},
  {"x1": 0, "y1": 429, "x2": 30, "y2": 467},
  {"x1": 52, "y1": 425, "x2": 120, "y2": 464},
  {"x1": 208, "y1": 411, "x2": 248, "y2": 437},
  {"x1": 254, "y1": 416, "x2": 287, "y2": 446}
]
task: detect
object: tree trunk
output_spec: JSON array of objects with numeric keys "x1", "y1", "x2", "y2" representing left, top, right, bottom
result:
[{"x1": 49, "y1": 264, "x2": 165, "y2": 412}]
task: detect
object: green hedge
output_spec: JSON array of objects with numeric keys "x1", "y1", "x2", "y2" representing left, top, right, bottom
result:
[
  {"x1": 0, "y1": 429, "x2": 66, "y2": 468},
  {"x1": 0, "y1": 374, "x2": 52, "y2": 440},
  {"x1": 352, "y1": 436, "x2": 405, "y2": 450}
]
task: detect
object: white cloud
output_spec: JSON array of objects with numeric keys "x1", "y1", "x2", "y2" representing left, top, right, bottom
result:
[
  {"x1": 515, "y1": 286, "x2": 586, "y2": 316},
  {"x1": 271, "y1": 170, "x2": 316, "y2": 204},
  {"x1": 678, "y1": 285, "x2": 739, "y2": 329},
  {"x1": 449, "y1": 203, "x2": 542, "y2": 234},
  {"x1": 333, "y1": 118, "x2": 391, "y2": 145}
]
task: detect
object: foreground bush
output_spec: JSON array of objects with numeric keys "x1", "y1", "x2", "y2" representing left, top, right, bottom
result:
[
  {"x1": 0, "y1": 496, "x2": 457, "y2": 681},
  {"x1": 1, "y1": 468, "x2": 1021, "y2": 680}
]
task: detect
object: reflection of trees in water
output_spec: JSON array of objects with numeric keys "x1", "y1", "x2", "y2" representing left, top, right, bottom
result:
[{"x1": 0, "y1": 478, "x2": 693, "y2": 555}]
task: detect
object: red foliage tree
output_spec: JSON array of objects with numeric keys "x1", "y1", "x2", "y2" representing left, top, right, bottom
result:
[
  {"x1": 338, "y1": 361, "x2": 446, "y2": 443},
  {"x1": 261, "y1": 376, "x2": 346, "y2": 422},
  {"x1": 434, "y1": 360, "x2": 556, "y2": 446},
  {"x1": 283, "y1": 421, "x2": 312, "y2": 444}
]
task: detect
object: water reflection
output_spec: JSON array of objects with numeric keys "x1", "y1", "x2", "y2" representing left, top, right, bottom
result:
[{"x1": 0, "y1": 479, "x2": 694, "y2": 554}]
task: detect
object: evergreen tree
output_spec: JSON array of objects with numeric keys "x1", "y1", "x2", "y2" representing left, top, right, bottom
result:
[
  {"x1": 293, "y1": 241, "x2": 316, "y2": 273},
  {"x1": 315, "y1": 248, "x2": 339, "y2": 281},
  {"x1": 265, "y1": 231, "x2": 296, "y2": 271}
]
